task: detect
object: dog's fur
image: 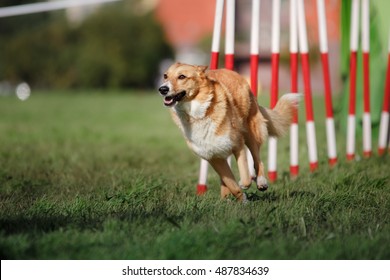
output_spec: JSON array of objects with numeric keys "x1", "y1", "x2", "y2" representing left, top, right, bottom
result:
[{"x1": 158, "y1": 62, "x2": 300, "y2": 202}]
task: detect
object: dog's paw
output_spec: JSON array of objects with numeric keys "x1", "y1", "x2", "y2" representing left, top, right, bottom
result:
[
  {"x1": 239, "y1": 180, "x2": 252, "y2": 190},
  {"x1": 240, "y1": 192, "x2": 249, "y2": 204},
  {"x1": 256, "y1": 176, "x2": 268, "y2": 192}
]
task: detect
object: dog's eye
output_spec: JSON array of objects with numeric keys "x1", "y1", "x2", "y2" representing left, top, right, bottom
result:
[
  {"x1": 163, "y1": 74, "x2": 167, "y2": 79},
  {"x1": 178, "y1": 74, "x2": 186, "y2": 80}
]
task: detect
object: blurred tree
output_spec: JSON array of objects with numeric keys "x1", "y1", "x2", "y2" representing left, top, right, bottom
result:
[{"x1": 0, "y1": 1, "x2": 173, "y2": 89}]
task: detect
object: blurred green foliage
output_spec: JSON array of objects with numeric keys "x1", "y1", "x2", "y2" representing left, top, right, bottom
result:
[{"x1": 0, "y1": 1, "x2": 173, "y2": 89}]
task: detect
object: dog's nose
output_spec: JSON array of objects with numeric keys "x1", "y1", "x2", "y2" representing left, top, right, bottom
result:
[{"x1": 159, "y1": 85, "x2": 169, "y2": 95}]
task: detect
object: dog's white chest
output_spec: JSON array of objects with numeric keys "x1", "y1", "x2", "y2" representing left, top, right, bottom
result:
[{"x1": 173, "y1": 100, "x2": 232, "y2": 160}]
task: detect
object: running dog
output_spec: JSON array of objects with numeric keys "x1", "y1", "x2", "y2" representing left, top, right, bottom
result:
[{"x1": 158, "y1": 62, "x2": 300, "y2": 202}]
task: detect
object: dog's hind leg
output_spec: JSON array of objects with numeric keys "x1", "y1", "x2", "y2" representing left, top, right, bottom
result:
[
  {"x1": 234, "y1": 147, "x2": 252, "y2": 190},
  {"x1": 209, "y1": 158, "x2": 246, "y2": 202},
  {"x1": 245, "y1": 134, "x2": 269, "y2": 192}
]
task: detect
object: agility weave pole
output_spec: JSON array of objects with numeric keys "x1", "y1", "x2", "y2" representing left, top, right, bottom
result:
[
  {"x1": 346, "y1": 0, "x2": 372, "y2": 160},
  {"x1": 361, "y1": 0, "x2": 372, "y2": 158},
  {"x1": 247, "y1": 0, "x2": 261, "y2": 179},
  {"x1": 378, "y1": 26, "x2": 390, "y2": 155},
  {"x1": 346, "y1": 0, "x2": 359, "y2": 161},
  {"x1": 196, "y1": 0, "x2": 224, "y2": 195},
  {"x1": 225, "y1": 0, "x2": 235, "y2": 169},
  {"x1": 289, "y1": 0, "x2": 299, "y2": 178},
  {"x1": 316, "y1": 0, "x2": 337, "y2": 166},
  {"x1": 297, "y1": 0, "x2": 318, "y2": 172},
  {"x1": 197, "y1": 0, "x2": 340, "y2": 193},
  {"x1": 267, "y1": 0, "x2": 281, "y2": 182}
]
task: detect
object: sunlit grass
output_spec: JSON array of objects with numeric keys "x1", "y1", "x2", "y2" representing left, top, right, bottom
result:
[{"x1": 0, "y1": 91, "x2": 389, "y2": 259}]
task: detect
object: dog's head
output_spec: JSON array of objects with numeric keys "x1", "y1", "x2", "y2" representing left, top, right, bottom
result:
[{"x1": 158, "y1": 62, "x2": 208, "y2": 107}]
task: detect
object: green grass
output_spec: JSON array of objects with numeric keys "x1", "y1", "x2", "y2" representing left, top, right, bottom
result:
[{"x1": 0, "y1": 91, "x2": 389, "y2": 259}]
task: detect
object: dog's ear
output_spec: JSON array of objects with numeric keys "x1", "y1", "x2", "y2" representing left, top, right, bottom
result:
[{"x1": 196, "y1": 65, "x2": 208, "y2": 73}]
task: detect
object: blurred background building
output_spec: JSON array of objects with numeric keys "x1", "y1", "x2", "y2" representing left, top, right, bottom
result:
[
  {"x1": 154, "y1": 0, "x2": 341, "y2": 94},
  {"x1": 1, "y1": 0, "x2": 390, "y2": 102}
]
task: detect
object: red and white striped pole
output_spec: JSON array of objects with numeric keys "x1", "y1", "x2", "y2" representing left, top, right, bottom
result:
[
  {"x1": 250, "y1": 0, "x2": 260, "y2": 97},
  {"x1": 297, "y1": 0, "x2": 318, "y2": 171},
  {"x1": 378, "y1": 27, "x2": 390, "y2": 155},
  {"x1": 316, "y1": 0, "x2": 337, "y2": 166},
  {"x1": 225, "y1": 0, "x2": 235, "y2": 71},
  {"x1": 361, "y1": 0, "x2": 372, "y2": 158},
  {"x1": 289, "y1": 0, "x2": 299, "y2": 178},
  {"x1": 248, "y1": 0, "x2": 260, "y2": 178},
  {"x1": 346, "y1": 0, "x2": 359, "y2": 161},
  {"x1": 268, "y1": 0, "x2": 281, "y2": 182},
  {"x1": 197, "y1": 0, "x2": 224, "y2": 195},
  {"x1": 225, "y1": 0, "x2": 235, "y2": 168}
]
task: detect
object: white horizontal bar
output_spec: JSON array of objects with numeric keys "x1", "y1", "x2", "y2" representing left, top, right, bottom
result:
[{"x1": 0, "y1": 0, "x2": 121, "y2": 18}]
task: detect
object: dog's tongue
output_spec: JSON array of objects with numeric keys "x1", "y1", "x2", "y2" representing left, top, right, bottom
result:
[{"x1": 164, "y1": 96, "x2": 175, "y2": 106}]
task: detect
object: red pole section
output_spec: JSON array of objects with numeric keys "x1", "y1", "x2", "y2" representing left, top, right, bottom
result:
[
  {"x1": 378, "y1": 28, "x2": 390, "y2": 155},
  {"x1": 267, "y1": 0, "x2": 280, "y2": 182},
  {"x1": 197, "y1": 0, "x2": 224, "y2": 195},
  {"x1": 346, "y1": 0, "x2": 359, "y2": 161},
  {"x1": 289, "y1": 0, "x2": 299, "y2": 178},
  {"x1": 297, "y1": 0, "x2": 318, "y2": 172},
  {"x1": 361, "y1": 0, "x2": 372, "y2": 158},
  {"x1": 316, "y1": 0, "x2": 337, "y2": 166}
]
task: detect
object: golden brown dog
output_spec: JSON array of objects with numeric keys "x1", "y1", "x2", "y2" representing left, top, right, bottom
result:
[{"x1": 158, "y1": 62, "x2": 300, "y2": 202}]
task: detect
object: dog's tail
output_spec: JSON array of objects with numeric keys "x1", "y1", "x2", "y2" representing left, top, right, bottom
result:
[{"x1": 259, "y1": 93, "x2": 301, "y2": 138}]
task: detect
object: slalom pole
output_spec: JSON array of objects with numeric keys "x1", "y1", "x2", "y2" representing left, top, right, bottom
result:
[
  {"x1": 197, "y1": 0, "x2": 224, "y2": 195},
  {"x1": 268, "y1": 0, "x2": 281, "y2": 182},
  {"x1": 225, "y1": 0, "x2": 235, "y2": 70},
  {"x1": 248, "y1": 0, "x2": 260, "y2": 178},
  {"x1": 316, "y1": 0, "x2": 337, "y2": 166},
  {"x1": 297, "y1": 0, "x2": 318, "y2": 171},
  {"x1": 346, "y1": 0, "x2": 360, "y2": 161},
  {"x1": 289, "y1": 0, "x2": 299, "y2": 178},
  {"x1": 361, "y1": 0, "x2": 372, "y2": 158},
  {"x1": 378, "y1": 26, "x2": 390, "y2": 155},
  {"x1": 225, "y1": 0, "x2": 235, "y2": 167},
  {"x1": 250, "y1": 0, "x2": 260, "y2": 96}
]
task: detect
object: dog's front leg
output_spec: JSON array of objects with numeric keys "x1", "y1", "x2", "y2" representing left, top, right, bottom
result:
[
  {"x1": 234, "y1": 147, "x2": 252, "y2": 190},
  {"x1": 220, "y1": 182, "x2": 232, "y2": 199},
  {"x1": 209, "y1": 158, "x2": 246, "y2": 202}
]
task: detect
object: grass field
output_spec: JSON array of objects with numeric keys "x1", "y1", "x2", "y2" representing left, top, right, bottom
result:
[{"x1": 0, "y1": 91, "x2": 389, "y2": 260}]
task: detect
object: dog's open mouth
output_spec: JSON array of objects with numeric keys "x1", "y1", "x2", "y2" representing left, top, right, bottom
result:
[{"x1": 163, "y1": 91, "x2": 186, "y2": 107}]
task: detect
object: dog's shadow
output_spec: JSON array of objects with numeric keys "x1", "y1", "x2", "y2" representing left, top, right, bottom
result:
[{"x1": 246, "y1": 191, "x2": 279, "y2": 202}]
